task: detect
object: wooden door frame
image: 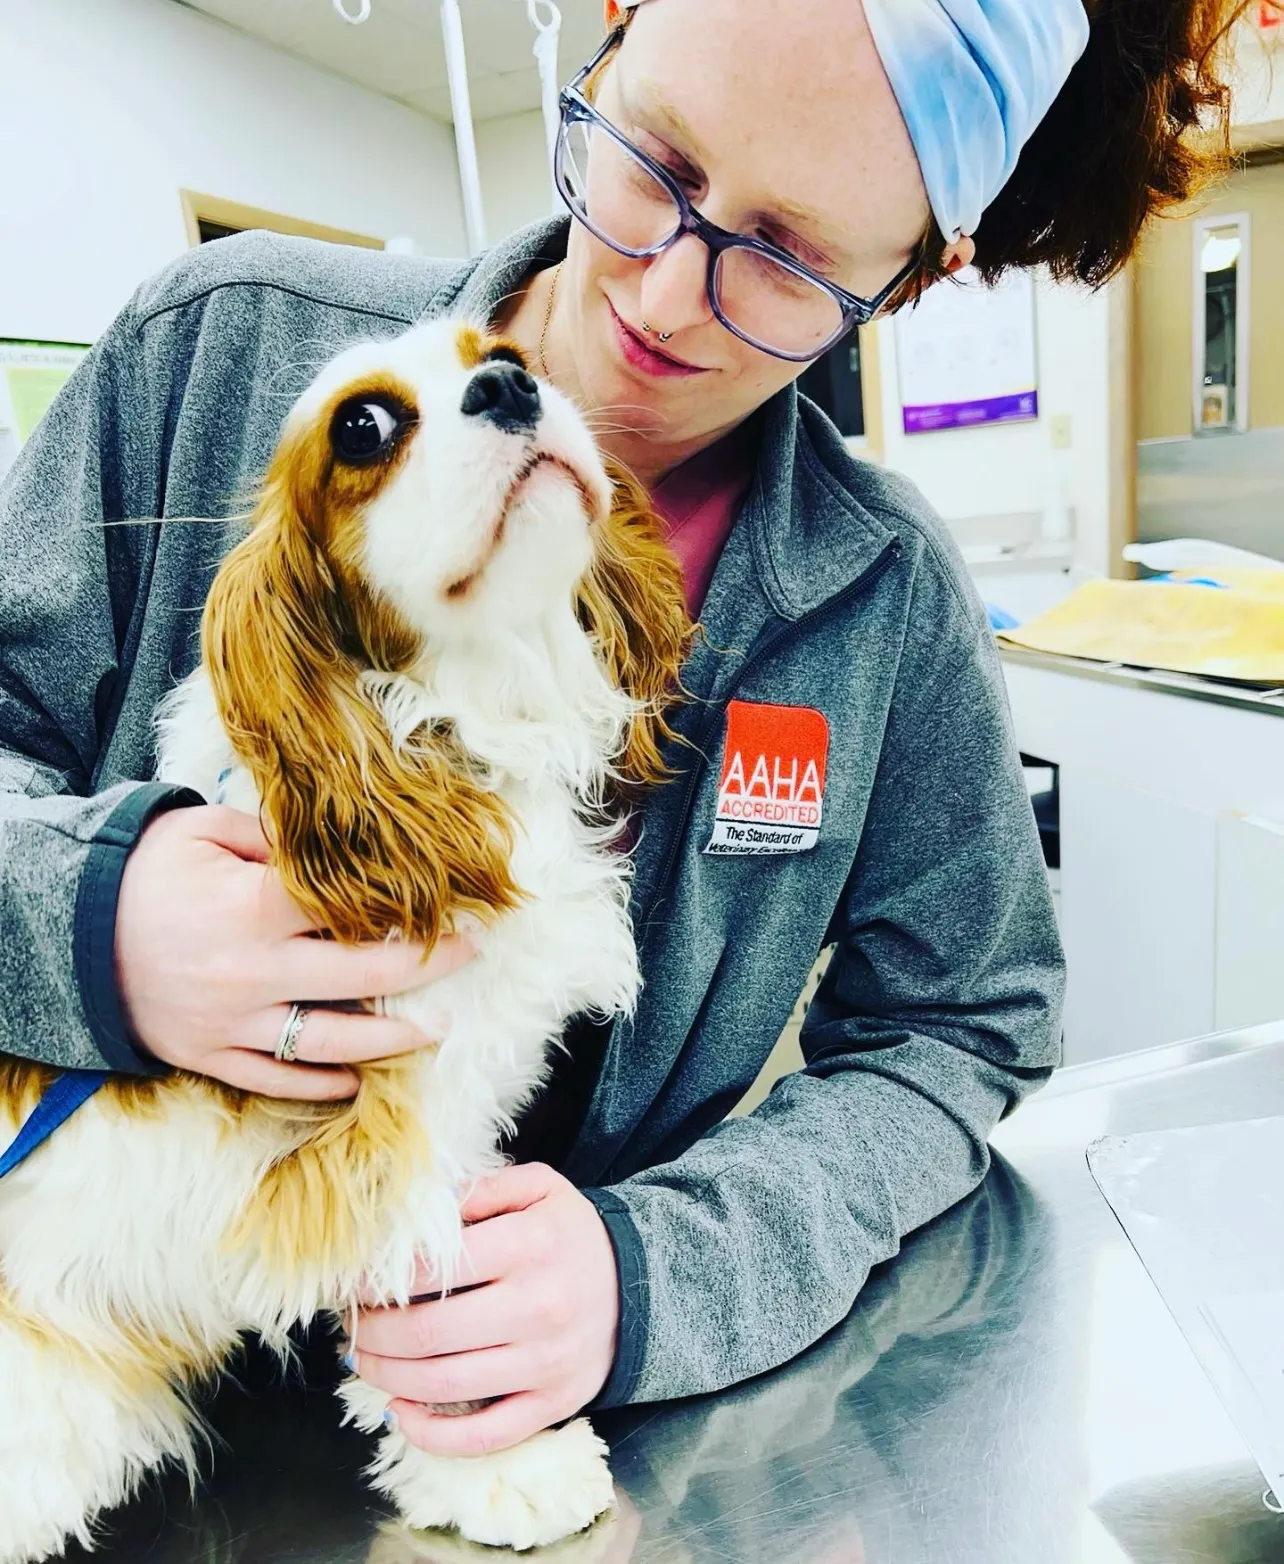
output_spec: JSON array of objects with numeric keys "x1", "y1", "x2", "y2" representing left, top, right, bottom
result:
[
  {"x1": 1107, "y1": 268, "x2": 1139, "y2": 579},
  {"x1": 179, "y1": 190, "x2": 384, "y2": 251},
  {"x1": 856, "y1": 322, "x2": 884, "y2": 462},
  {"x1": 1122, "y1": 117, "x2": 1284, "y2": 577}
]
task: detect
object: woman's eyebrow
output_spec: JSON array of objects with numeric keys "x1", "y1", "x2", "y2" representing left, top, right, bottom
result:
[
  {"x1": 753, "y1": 198, "x2": 856, "y2": 270},
  {"x1": 624, "y1": 80, "x2": 852, "y2": 262},
  {"x1": 625, "y1": 79, "x2": 709, "y2": 162},
  {"x1": 769, "y1": 197, "x2": 844, "y2": 248}
]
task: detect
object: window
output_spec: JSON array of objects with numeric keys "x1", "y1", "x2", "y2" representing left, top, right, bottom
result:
[
  {"x1": 798, "y1": 332, "x2": 865, "y2": 440},
  {"x1": 1193, "y1": 213, "x2": 1251, "y2": 434}
]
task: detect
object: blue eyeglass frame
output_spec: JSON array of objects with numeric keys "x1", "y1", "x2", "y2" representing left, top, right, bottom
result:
[{"x1": 555, "y1": 26, "x2": 919, "y2": 363}]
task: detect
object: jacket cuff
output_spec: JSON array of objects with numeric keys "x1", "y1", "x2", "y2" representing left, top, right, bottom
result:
[
  {"x1": 73, "y1": 783, "x2": 203, "y2": 1074},
  {"x1": 581, "y1": 1185, "x2": 650, "y2": 1410}
]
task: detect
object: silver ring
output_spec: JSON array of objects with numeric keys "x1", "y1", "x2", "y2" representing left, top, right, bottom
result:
[
  {"x1": 275, "y1": 1002, "x2": 309, "y2": 1063},
  {"x1": 640, "y1": 320, "x2": 674, "y2": 344}
]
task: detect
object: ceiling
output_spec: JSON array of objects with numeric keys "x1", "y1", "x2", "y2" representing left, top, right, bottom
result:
[{"x1": 173, "y1": 0, "x2": 604, "y2": 122}]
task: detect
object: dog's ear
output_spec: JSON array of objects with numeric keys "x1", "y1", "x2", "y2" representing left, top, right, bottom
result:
[
  {"x1": 575, "y1": 459, "x2": 694, "y2": 786},
  {"x1": 202, "y1": 430, "x2": 519, "y2": 947}
]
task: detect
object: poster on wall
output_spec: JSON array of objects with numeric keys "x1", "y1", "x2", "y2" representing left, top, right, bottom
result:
[
  {"x1": 894, "y1": 266, "x2": 1038, "y2": 435},
  {"x1": 0, "y1": 340, "x2": 92, "y2": 485}
]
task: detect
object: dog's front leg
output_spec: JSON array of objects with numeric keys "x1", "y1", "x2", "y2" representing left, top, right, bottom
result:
[
  {"x1": 339, "y1": 1370, "x2": 614, "y2": 1553},
  {"x1": 0, "y1": 1313, "x2": 204, "y2": 1564},
  {"x1": 335, "y1": 1191, "x2": 614, "y2": 1552}
]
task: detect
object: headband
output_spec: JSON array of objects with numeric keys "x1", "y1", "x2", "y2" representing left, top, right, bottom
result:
[{"x1": 861, "y1": 0, "x2": 1091, "y2": 242}]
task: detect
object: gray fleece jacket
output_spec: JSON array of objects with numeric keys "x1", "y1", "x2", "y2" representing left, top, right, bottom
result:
[{"x1": 0, "y1": 217, "x2": 1064, "y2": 1409}]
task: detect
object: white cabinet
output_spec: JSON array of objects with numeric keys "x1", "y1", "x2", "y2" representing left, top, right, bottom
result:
[
  {"x1": 1002, "y1": 651, "x2": 1284, "y2": 1062},
  {"x1": 1216, "y1": 814, "x2": 1284, "y2": 1031}
]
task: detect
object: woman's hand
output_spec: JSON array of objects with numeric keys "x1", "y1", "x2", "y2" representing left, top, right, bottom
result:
[
  {"x1": 350, "y1": 1163, "x2": 621, "y2": 1454},
  {"x1": 114, "y1": 805, "x2": 471, "y2": 1099}
]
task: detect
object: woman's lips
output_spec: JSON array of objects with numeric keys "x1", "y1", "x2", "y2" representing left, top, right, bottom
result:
[{"x1": 609, "y1": 303, "x2": 707, "y2": 379}]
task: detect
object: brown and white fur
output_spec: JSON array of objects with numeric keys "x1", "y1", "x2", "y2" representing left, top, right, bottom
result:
[{"x1": 0, "y1": 319, "x2": 690, "y2": 1561}]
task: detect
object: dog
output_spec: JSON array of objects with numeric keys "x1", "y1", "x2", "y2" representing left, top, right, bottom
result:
[{"x1": 0, "y1": 318, "x2": 691, "y2": 1560}]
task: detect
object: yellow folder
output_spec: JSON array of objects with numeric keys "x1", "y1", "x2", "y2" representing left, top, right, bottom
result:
[{"x1": 997, "y1": 576, "x2": 1284, "y2": 685}]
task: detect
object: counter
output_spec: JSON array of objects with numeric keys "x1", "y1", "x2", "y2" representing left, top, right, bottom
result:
[
  {"x1": 67, "y1": 1019, "x2": 1284, "y2": 1563},
  {"x1": 1000, "y1": 644, "x2": 1284, "y2": 719}
]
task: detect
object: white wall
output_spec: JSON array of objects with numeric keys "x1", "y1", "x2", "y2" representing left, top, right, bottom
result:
[
  {"x1": 874, "y1": 276, "x2": 1115, "y2": 577},
  {"x1": 476, "y1": 109, "x2": 558, "y2": 243},
  {"x1": 1234, "y1": 23, "x2": 1284, "y2": 126},
  {"x1": 0, "y1": 0, "x2": 466, "y2": 346}
]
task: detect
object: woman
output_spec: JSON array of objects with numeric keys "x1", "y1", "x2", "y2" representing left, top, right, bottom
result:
[{"x1": 0, "y1": 0, "x2": 1244, "y2": 1463}]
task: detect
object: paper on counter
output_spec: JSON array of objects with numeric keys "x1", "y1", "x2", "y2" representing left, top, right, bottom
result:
[{"x1": 997, "y1": 576, "x2": 1284, "y2": 684}]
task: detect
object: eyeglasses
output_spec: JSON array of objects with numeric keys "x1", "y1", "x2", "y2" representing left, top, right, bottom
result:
[{"x1": 554, "y1": 28, "x2": 918, "y2": 364}]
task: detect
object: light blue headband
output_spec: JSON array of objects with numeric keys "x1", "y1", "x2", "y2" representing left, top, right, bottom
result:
[{"x1": 861, "y1": 0, "x2": 1091, "y2": 242}]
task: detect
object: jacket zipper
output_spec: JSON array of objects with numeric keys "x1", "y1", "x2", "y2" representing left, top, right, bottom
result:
[{"x1": 640, "y1": 537, "x2": 901, "y2": 934}]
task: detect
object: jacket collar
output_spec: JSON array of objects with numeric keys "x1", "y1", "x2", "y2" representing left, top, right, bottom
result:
[
  {"x1": 442, "y1": 216, "x2": 903, "y2": 619},
  {"x1": 443, "y1": 215, "x2": 569, "y2": 326},
  {"x1": 747, "y1": 388, "x2": 900, "y2": 620}
]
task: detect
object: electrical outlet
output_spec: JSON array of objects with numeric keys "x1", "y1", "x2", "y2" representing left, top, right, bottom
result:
[{"x1": 1050, "y1": 413, "x2": 1073, "y2": 450}]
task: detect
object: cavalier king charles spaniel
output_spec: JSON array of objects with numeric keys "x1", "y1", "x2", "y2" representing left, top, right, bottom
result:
[{"x1": 0, "y1": 319, "x2": 691, "y2": 1560}]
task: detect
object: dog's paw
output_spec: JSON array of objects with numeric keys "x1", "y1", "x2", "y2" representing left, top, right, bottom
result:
[{"x1": 377, "y1": 1417, "x2": 615, "y2": 1552}]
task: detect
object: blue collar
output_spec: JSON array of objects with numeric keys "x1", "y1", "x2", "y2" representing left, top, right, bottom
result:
[{"x1": 0, "y1": 1071, "x2": 109, "y2": 1178}]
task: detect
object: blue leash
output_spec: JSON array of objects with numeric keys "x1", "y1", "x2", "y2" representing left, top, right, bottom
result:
[{"x1": 0, "y1": 1071, "x2": 110, "y2": 1178}]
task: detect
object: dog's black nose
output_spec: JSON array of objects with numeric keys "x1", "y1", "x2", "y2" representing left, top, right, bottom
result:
[{"x1": 461, "y1": 362, "x2": 541, "y2": 433}]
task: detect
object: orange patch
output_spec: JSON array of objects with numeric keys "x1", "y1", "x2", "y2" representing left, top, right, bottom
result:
[{"x1": 705, "y1": 700, "x2": 829, "y2": 855}]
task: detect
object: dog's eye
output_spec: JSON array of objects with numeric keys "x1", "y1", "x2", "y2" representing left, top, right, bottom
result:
[
  {"x1": 331, "y1": 396, "x2": 410, "y2": 464},
  {"x1": 484, "y1": 344, "x2": 527, "y2": 371}
]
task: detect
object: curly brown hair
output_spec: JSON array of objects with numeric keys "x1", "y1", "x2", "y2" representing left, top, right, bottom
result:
[{"x1": 898, "y1": 0, "x2": 1256, "y2": 304}]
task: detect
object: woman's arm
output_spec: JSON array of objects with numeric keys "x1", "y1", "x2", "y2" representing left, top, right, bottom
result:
[
  {"x1": 0, "y1": 322, "x2": 199, "y2": 1072},
  {"x1": 584, "y1": 622, "x2": 1064, "y2": 1406},
  {"x1": 0, "y1": 260, "x2": 456, "y2": 1087}
]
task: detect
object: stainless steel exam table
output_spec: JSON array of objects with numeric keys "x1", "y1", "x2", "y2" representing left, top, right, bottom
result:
[{"x1": 69, "y1": 1019, "x2": 1284, "y2": 1563}]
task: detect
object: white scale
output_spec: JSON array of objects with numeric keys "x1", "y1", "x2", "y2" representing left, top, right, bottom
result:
[{"x1": 1090, "y1": 1116, "x2": 1284, "y2": 1512}]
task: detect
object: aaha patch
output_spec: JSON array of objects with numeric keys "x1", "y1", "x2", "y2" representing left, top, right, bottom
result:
[{"x1": 703, "y1": 700, "x2": 830, "y2": 856}]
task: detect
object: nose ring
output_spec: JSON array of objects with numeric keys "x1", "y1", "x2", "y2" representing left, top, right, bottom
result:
[{"x1": 641, "y1": 321, "x2": 674, "y2": 344}]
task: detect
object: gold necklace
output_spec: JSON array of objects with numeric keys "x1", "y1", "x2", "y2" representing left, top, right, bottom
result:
[{"x1": 537, "y1": 263, "x2": 561, "y2": 379}]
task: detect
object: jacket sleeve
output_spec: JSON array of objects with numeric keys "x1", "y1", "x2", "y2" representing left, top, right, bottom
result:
[
  {"x1": 0, "y1": 318, "x2": 199, "y2": 1074},
  {"x1": 583, "y1": 611, "x2": 1065, "y2": 1408}
]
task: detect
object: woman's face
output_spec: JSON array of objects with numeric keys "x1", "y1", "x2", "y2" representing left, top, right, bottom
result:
[{"x1": 561, "y1": 0, "x2": 935, "y2": 451}]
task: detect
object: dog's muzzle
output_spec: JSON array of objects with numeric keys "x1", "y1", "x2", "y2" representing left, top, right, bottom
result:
[{"x1": 461, "y1": 361, "x2": 541, "y2": 436}]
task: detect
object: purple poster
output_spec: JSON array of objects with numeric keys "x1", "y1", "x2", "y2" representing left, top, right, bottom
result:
[
  {"x1": 902, "y1": 390, "x2": 1039, "y2": 434},
  {"x1": 894, "y1": 269, "x2": 1039, "y2": 437}
]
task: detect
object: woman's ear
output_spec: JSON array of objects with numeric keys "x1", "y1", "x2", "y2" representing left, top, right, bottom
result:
[
  {"x1": 943, "y1": 237, "x2": 976, "y2": 275},
  {"x1": 575, "y1": 459, "x2": 693, "y2": 786},
  {"x1": 202, "y1": 453, "x2": 519, "y2": 948}
]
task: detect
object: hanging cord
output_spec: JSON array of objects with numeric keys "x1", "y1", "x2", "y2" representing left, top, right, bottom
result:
[
  {"x1": 333, "y1": 0, "x2": 372, "y2": 23},
  {"x1": 526, "y1": 0, "x2": 562, "y2": 208}
]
